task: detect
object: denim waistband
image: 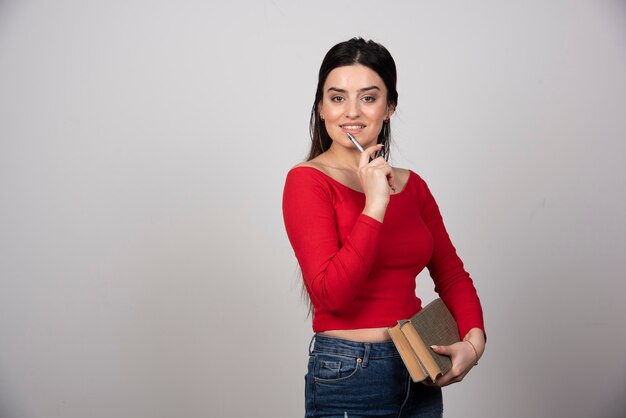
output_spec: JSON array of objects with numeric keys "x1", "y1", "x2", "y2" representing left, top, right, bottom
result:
[{"x1": 309, "y1": 334, "x2": 400, "y2": 367}]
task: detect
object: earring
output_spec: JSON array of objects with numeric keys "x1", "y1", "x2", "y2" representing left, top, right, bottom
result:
[{"x1": 320, "y1": 114, "x2": 324, "y2": 121}]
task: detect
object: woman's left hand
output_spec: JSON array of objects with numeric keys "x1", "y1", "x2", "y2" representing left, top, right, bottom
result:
[{"x1": 423, "y1": 328, "x2": 485, "y2": 388}]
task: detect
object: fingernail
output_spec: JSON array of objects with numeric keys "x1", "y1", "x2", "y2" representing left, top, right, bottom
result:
[{"x1": 430, "y1": 345, "x2": 438, "y2": 350}]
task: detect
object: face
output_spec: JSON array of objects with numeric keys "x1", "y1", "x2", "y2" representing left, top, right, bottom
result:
[{"x1": 318, "y1": 64, "x2": 394, "y2": 151}]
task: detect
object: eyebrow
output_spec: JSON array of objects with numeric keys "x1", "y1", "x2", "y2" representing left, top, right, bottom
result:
[{"x1": 327, "y1": 86, "x2": 381, "y2": 94}]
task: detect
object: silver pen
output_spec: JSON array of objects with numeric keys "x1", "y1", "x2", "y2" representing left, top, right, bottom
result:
[{"x1": 346, "y1": 133, "x2": 365, "y2": 153}]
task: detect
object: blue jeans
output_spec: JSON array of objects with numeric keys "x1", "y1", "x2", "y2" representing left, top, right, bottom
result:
[{"x1": 305, "y1": 335, "x2": 443, "y2": 418}]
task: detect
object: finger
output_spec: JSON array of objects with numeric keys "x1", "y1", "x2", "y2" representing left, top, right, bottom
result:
[
  {"x1": 422, "y1": 374, "x2": 451, "y2": 388},
  {"x1": 359, "y1": 144, "x2": 383, "y2": 168},
  {"x1": 421, "y1": 377, "x2": 440, "y2": 387},
  {"x1": 431, "y1": 345, "x2": 452, "y2": 356},
  {"x1": 366, "y1": 157, "x2": 396, "y2": 192},
  {"x1": 427, "y1": 368, "x2": 466, "y2": 388}
]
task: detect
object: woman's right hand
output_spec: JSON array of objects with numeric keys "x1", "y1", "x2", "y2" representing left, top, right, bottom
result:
[{"x1": 359, "y1": 144, "x2": 396, "y2": 222}]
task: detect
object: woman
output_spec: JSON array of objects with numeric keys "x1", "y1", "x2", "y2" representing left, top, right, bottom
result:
[{"x1": 282, "y1": 38, "x2": 485, "y2": 418}]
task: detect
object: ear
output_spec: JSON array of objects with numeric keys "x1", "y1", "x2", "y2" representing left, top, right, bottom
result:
[{"x1": 385, "y1": 104, "x2": 396, "y2": 120}]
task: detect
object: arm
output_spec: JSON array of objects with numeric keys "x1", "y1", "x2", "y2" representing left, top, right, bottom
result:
[
  {"x1": 282, "y1": 168, "x2": 383, "y2": 314},
  {"x1": 420, "y1": 177, "x2": 485, "y2": 338},
  {"x1": 418, "y1": 176, "x2": 486, "y2": 386}
]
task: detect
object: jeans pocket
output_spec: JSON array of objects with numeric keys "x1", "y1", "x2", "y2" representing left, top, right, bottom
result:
[{"x1": 312, "y1": 353, "x2": 361, "y2": 384}]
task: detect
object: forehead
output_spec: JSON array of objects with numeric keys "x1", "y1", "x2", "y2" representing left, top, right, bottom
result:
[{"x1": 323, "y1": 64, "x2": 386, "y2": 91}]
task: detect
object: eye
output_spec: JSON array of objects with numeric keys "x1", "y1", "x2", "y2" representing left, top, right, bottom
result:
[
  {"x1": 330, "y1": 96, "x2": 345, "y2": 103},
  {"x1": 362, "y1": 95, "x2": 377, "y2": 103}
]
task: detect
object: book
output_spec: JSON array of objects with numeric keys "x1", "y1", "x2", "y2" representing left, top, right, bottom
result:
[{"x1": 387, "y1": 298, "x2": 460, "y2": 383}]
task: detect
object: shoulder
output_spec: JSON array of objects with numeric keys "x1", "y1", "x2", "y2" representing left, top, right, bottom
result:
[
  {"x1": 284, "y1": 164, "x2": 333, "y2": 200},
  {"x1": 283, "y1": 164, "x2": 336, "y2": 214},
  {"x1": 393, "y1": 168, "x2": 433, "y2": 200},
  {"x1": 291, "y1": 157, "x2": 336, "y2": 177},
  {"x1": 392, "y1": 167, "x2": 428, "y2": 194},
  {"x1": 293, "y1": 160, "x2": 322, "y2": 170},
  {"x1": 286, "y1": 163, "x2": 327, "y2": 184},
  {"x1": 406, "y1": 169, "x2": 429, "y2": 186}
]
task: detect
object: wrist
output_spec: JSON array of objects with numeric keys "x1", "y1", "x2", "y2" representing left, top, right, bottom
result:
[
  {"x1": 363, "y1": 201, "x2": 388, "y2": 222},
  {"x1": 463, "y1": 328, "x2": 485, "y2": 361},
  {"x1": 463, "y1": 339, "x2": 479, "y2": 365}
]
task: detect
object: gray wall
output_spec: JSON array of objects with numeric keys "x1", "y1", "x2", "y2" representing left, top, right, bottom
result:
[{"x1": 1, "y1": 1, "x2": 625, "y2": 417}]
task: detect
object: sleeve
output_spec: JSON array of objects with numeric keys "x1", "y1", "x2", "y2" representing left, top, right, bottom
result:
[
  {"x1": 282, "y1": 168, "x2": 383, "y2": 314},
  {"x1": 419, "y1": 176, "x2": 485, "y2": 339}
]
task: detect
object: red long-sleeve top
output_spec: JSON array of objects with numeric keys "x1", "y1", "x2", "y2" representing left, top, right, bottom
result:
[{"x1": 282, "y1": 166, "x2": 484, "y2": 338}]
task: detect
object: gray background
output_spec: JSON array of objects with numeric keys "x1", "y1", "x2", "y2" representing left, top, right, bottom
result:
[{"x1": 1, "y1": 0, "x2": 625, "y2": 417}]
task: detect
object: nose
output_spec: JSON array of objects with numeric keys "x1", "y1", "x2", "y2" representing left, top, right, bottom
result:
[{"x1": 345, "y1": 98, "x2": 360, "y2": 118}]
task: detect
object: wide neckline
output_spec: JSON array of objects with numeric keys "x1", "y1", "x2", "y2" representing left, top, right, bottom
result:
[{"x1": 292, "y1": 165, "x2": 414, "y2": 197}]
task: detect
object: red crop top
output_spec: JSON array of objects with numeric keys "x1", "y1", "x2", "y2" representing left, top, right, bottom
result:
[{"x1": 282, "y1": 166, "x2": 484, "y2": 338}]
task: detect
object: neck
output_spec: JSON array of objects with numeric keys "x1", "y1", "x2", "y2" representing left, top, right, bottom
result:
[{"x1": 324, "y1": 143, "x2": 362, "y2": 170}]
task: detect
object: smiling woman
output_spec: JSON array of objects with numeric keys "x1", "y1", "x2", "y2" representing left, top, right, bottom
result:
[
  {"x1": 307, "y1": 39, "x2": 398, "y2": 163},
  {"x1": 320, "y1": 67, "x2": 393, "y2": 157},
  {"x1": 282, "y1": 38, "x2": 485, "y2": 417}
]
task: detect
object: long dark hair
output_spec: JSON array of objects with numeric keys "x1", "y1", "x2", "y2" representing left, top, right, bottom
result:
[{"x1": 307, "y1": 38, "x2": 399, "y2": 161}]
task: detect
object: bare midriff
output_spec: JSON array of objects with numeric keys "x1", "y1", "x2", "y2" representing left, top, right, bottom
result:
[{"x1": 319, "y1": 327, "x2": 391, "y2": 343}]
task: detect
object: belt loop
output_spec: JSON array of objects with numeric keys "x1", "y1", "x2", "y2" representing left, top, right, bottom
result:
[
  {"x1": 361, "y1": 343, "x2": 371, "y2": 368},
  {"x1": 308, "y1": 334, "x2": 316, "y2": 355}
]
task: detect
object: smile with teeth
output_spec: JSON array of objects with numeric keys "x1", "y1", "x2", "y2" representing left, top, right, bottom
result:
[{"x1": 341, "y1": 124, "x2": 366, "y2": 130}]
